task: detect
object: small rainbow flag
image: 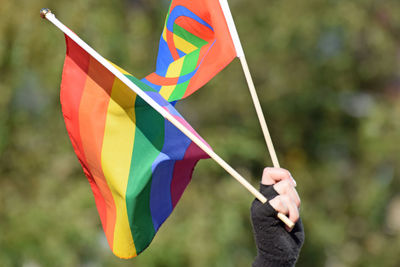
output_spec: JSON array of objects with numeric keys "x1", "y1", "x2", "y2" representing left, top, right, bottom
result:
[
  {"x1": 142, "y1": 0, "x2": 237, "y2": 102},
  {"x1": 61, "y1": 35, "x2": 209, "y2": 258}
]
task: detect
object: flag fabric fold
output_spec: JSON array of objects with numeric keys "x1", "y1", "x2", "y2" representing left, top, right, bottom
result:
[
  {"x1": 60, "y1": 35, "x2": 209, "y2": 259},
  {"x1": 142, "y1": 0, "x2": 237, "y2": 102}
]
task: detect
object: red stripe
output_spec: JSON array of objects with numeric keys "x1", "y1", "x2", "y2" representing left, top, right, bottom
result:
[
  {"x1": 60, "y1": 36, "x2": 117, "y2": 250},
  {"x1": 61, "y1": 36, "x2": 110, "y2": 226}
]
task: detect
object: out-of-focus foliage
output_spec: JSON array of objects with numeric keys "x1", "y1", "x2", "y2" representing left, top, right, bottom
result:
[{"x1": 1, "y1": 0, "x2": 400, "y2": 266}]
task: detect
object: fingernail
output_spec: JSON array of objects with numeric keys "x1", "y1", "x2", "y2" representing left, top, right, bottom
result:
[{"x1": 291, "y1": 175, "x2": 297, "y2": 187}]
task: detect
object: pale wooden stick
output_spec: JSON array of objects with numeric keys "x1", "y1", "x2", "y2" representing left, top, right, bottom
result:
[
  {"x1": 219, "y1": 0, "x2": 280, "y2": 168},
  {"x1": 41, "y1": 8, "x2": 293, "y2": 229},
  {"x1": 239, "y1": 56, "x2": 280, "y2": 168}
]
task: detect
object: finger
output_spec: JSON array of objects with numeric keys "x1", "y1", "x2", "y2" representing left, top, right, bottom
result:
[
  {"x1": 282, "y1": 195, "x2": 300, "y2": 224},
  {"x1": 273, "y1": 180, "x2": 301, "y2": 208},
  {"x1": 269, "y1": 195, "x2": 289, "y2": 215},
  {"x1": 261, "y1": 167, "x2": 294, "y2": 186},
  {"x1": 269, "y1": 195, "x2": 300, "y2": 224}
]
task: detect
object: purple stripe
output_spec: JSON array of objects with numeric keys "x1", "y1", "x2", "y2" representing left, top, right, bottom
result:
[
  {"x1": 145, "y1": 91, "x2": 170, "y2": 107},
  {"x1": 170, "y1": 142, "x2": 205, "y2": 207}
]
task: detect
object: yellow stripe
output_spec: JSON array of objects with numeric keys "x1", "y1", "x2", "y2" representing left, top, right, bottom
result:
[
  {"x1": 163, "y1": 30, "x2": 197, "y2": 54},
  {"x1": 159, "y1": 57, "x2": 185, "y2": 100},
  {"x1": 173, "y1": 34, "x2": 197, "y2": 54},
  {"x1": 159, "y1": 86, "x2": 175, "y2": 101},
  {"x1": 101, "y1": 78, "x2": 137, "y2": 258},
  {"x1": 108, "y1": 61, "x2": 131, "y2": 76}
]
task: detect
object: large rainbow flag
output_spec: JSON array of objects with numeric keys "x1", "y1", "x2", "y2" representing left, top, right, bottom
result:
[
  {"x1": 142, "y1": 0, "x2": 237, "y2": 102},
  {"x1": 61, "y1": 35, "x2": 209, "y2": 258}
]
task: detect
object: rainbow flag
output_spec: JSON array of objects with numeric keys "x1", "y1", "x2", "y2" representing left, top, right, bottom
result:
[
  {"x1": 142, "y1": 0, "x2": 237, "y2": 102},
  {"x1": 60, "y1": 35, "x2": 209, "y2": 259}
]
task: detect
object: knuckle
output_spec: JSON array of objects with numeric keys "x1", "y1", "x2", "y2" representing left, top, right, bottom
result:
[
  {"x1": 282, "y1": 195, "x2": 291, "y2": 203},
  {"x1": 281, "y1": 180, "x2": 291, "y2": 192},
  {"x1": 275, "y1": 196, "x2": 286, "y2": 211},
  {"x1": 262, "y1": 167, "x2": 274, "y2": 185},
  {"x1": 263, "y1": 167, "x2": 272, "y2": 175},
  {"x1": 280, "y1": 168, "x2": 291, "y2": 179},
  {"x1": 273, "y1": 196, "x2": 282, "y2": 206}
]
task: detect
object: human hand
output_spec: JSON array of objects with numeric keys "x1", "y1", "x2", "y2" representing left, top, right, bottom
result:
[{"x1": 251, "y1": 168, "x2": 305, "y2": 267}]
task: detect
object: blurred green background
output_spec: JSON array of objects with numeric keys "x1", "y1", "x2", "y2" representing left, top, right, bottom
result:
[{"x1": 1, "y1": 0, "x2": 400, "y2": 266}]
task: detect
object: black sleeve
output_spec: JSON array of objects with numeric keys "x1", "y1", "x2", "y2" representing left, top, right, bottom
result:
[{"x1": 251, "y1": 184, "x2": 305, "y2": 267}]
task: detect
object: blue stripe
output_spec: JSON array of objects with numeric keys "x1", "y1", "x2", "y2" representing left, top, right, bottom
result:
[
  {"x1": 141, "y1": 78, "x2": 162, "y2": 92},
  {"x1": 164, "y1": 104, "x2": 183, "y2": 117},
  {"x1": 149, "y1": 119, "x2": 192, "y2": 231},
  {"x1": 177, "y1": 48, "x2": 186, "y2": 58},
  {"x1": 167, "y1": 6, "x2": 213, "y2": 33},
  {"x1": 145, "y1": 91, "x2": 170, "y2": 107},
  {"x1": 156, "y1": 37, "x2": 174, "y2": 75}
]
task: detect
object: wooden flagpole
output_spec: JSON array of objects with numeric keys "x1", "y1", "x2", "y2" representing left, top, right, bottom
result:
[
  {"x1": 40, "y1": 8, "x2": 293, "y2": 229},
  {"x1": 219, "y1": 0, "x2": 280, "y2": 168}
]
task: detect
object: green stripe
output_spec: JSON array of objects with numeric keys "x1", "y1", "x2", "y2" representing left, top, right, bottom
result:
[
  {"x1": 180, "y1": 49, "x2": 201, "y2": 76},
  {"x1": 173, "y1": 23, "x2": 208, "y2": 48},
  {"x1": 126, "y1": 79, "x2": 165, "y2": 254},
  {"x1": 126, "y1": 75, "x2": 157, "y2": 93},
  {"x1": 168, "y1": 49, "x2": 201, "y2": 101}
]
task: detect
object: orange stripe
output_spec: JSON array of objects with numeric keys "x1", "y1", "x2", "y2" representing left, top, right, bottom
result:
[
  {"x1": 175, "y1": 16, "x2": 214, "y2": 42},
  {"x1": 183, "y1": 44, "x2": 211, "y2": 98},
  {"x1": 146, "y1": 73, "x2": 180, "y2": 86},
  {"x1": 79, "y1": 57, "x2": 117, "y2": 249},
  {"x1": 167, "y1": 29, "x2": 180, "y2": 60}
]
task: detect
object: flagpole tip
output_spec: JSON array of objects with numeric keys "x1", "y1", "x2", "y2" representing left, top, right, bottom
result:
[{"x1": 40, "y1": 8, "x2": 52, "y2": 19}]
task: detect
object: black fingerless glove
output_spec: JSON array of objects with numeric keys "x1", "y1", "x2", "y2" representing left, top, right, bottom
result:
[{"x1": 251, "y1": 184, "x2": 305, "y2": 267}]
